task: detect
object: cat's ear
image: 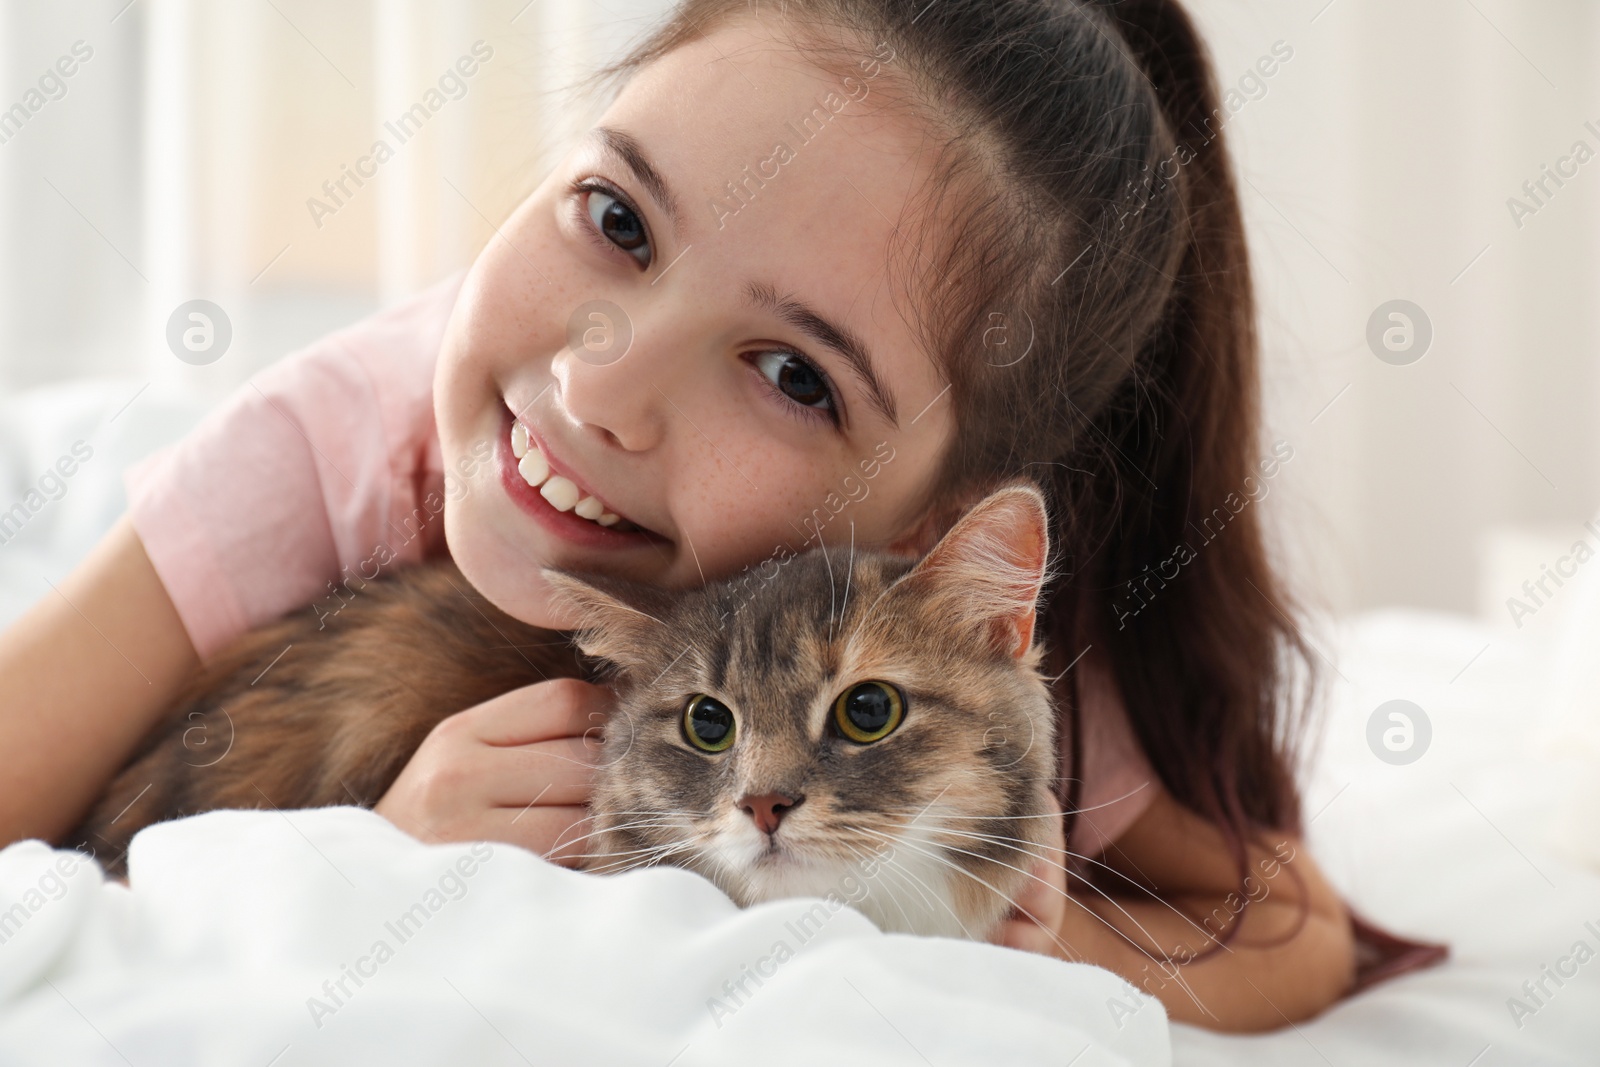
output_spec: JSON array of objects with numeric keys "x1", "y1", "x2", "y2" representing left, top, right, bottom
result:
[
  {"x1": 539, "y1": 567, "x2": 674, "y2": 673},
  {"x1": 890, "y1": 482, "x2": 1052, "y2": 660}
]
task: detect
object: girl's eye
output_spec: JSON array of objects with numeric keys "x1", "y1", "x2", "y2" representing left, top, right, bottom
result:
[
  {"x1": 833, "y1": 681, "x2": 905, "y2": 744},
  {"x1": 581, "y1": 184, "x2": 652, "y2": 269},
  {"x1": 752, "y1": 350, "x2": 836, "y2": 421},
  {"x1": 683, "y1": 694, "x2": 736, "y2": 753}
]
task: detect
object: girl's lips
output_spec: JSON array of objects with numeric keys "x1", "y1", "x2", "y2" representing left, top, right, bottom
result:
[{"x1": 497, "y1": 413, "x2": 668, "y2": 551}]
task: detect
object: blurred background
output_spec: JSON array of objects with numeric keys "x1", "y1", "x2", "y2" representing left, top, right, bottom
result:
[{"x1": 0, "y1": 0, "x2": 1597, "y2": 636}]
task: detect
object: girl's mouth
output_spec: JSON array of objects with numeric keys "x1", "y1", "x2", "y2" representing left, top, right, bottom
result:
[{"x1": 497, "y1": 408, "x2": 667, "y2": 549}]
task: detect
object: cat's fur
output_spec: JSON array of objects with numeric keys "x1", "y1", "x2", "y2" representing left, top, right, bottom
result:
[{"x1": 68, "y1": 484, "x2": 1058, "y2": 940}]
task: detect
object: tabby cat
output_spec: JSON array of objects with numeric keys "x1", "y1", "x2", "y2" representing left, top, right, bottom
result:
[{"x1": 68, "y1": 483, "x2": 1059, "y2": 940}]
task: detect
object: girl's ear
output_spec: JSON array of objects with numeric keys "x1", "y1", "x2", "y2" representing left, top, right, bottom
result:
[
  {"x1": 539, "y1": 568, "x2": 675, "y2": 673},
  {"x1": 888, "y1": 482, "x2": 1053, "y2": 660}
]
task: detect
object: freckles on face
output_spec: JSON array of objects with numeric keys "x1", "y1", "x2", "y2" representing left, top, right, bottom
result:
[{"x1": 433, "y1": 16, "x2": 956, "y2": 627}]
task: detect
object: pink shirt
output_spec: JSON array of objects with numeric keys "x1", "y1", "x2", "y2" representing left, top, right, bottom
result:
[{"x1": 125, "y1": 272, "x2": 1155, "y2": 856}]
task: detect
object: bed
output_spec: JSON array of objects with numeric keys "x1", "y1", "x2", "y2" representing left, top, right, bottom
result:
[{"x1": 1, "y1": 380, "x2": 1596, "y2": 1065}]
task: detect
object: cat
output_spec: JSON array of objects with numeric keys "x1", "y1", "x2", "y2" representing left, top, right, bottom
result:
[{"x1": 67, "y1": 482, "x2": 1059, "y2": 941}]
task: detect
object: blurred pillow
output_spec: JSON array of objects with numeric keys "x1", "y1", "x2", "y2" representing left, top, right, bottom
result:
[{"x1": 0, "y1": 378, "x2": 206, "y2": 627}]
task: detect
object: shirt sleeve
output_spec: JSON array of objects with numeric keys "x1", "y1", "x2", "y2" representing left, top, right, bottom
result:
[
  {"x1": 1064, "y1": 643, "x2": 1159, "y2": 858},
  {"x1": 125, "y1": 273, "x2": 464, "y2": 661}
]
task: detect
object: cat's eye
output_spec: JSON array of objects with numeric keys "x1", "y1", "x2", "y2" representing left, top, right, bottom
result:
[
  {"x1": 832, "y1": 681, "x2": 905, "y2": 744},
  {"x1": 683, "y1": 694, "x2": 736, "y2": 753}
]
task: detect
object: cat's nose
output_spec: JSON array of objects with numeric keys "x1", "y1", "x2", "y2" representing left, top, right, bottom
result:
[{"x1": 738, "y1": 792, "x2": 804, "y2": 835}]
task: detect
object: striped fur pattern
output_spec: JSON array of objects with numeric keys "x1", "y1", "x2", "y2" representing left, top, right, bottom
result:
[
  {"x1": 562, "y1": 482, "x2": 1058, "y2": 939},
  {"x1": 69, "y1": 484, "x2": 1057, "y2": 940}
]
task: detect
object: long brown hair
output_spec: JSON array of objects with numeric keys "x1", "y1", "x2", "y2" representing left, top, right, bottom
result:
[{"x1": 592, "y1": 0, "x2": 1314, "y2": 865}]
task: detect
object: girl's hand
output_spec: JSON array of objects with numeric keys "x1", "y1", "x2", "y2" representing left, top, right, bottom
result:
[
  {"x1": 373, "y1": 678, "x2": 609, "y2": 865},
  {"x1": 988, "y1": 791, "x2": 1073, "y2": 959}
]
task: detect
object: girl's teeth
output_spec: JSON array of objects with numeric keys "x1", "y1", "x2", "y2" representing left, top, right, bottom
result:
[
  {"x1": 539, "y1": 475, "x2": 580, "y2": 512},
  {"x1": 512, "y1": 419, "x2": 641, "y2": 532},
  {"x1": 517, "y1": 449, "x2": 549, "y2": 487}
]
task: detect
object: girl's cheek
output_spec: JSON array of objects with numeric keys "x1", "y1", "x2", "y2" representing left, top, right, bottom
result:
[{"x1": 443, "y1": 438, "x2": 496, "y2": 502}]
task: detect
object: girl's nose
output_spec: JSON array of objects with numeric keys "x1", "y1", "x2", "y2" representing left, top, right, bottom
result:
[{"x1": 553, "y1": 300, "x2": 676, "y2": 453}]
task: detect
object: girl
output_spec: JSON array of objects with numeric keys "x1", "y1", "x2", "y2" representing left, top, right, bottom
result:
[{"x1": 0, "y1": 0, "x2": 1436, "y2": 1032}]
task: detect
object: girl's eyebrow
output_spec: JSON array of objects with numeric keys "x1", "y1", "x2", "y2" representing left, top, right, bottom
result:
[
  {"x1": 589, "y1": 125, "x2": 683, "y2": 236},
  {"x1": 585, "y1": 125, "x2": 900, "y2": 431},
  {"x1": 745, "y1": 281, "x2": 900, "y2": 429}
]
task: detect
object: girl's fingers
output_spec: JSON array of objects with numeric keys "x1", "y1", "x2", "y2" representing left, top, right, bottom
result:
[
  {"x1": 993, "y1": 914, "x2": 1053, "y2": 956},
  {"x1": 374, "y1": 681, "x2": 615, "y2": 860},
  {"x1": 482, "y1": 804, "x2": 593, "y2": 866},
  {"x1": 478, "y1": 737, "x2": 598, "y2": 808},
  {"x1": 467, "y1": 678, "x2": 615, "y2": 746}
]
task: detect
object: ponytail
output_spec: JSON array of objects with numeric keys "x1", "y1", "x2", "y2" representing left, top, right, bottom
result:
[{"x1": 1062, "y1": 0, "x2": 1311, "y2": 848}]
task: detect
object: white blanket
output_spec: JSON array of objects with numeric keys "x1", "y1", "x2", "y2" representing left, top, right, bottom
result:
[{"x1": 0, "y1": 807, "x2": 1168, "y2": 1066}]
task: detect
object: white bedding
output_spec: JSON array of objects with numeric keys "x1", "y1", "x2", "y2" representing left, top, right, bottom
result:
[
  {"x1": 0, "y1": 808, "x2": 1166, "y2": 1066},
  {"x1": 1, "y1": 380, "x2": 1597, "y2": 1065}
]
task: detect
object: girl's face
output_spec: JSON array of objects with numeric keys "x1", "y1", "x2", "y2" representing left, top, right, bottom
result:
[{"x1": 436, "y1": 17, "x2": 956, "y2": 629}]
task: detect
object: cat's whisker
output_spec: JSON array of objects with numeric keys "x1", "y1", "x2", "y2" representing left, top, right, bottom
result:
[
  {"x1": 883, "y1": 829, "x2": 1224, "y2": 1014},
  {"x1": 557, "y1": 829, "x2": 693, "y2": 860},
  {"x1": 841, "y1": 836, "x2": 975, "y2": 939},
  {"x1": 593, "y1": 808, "x2": 717, "y2": 819},
  {"x1": 586, "y1": 839, "x2": 701, "y2": 875},
  {"x1": 584, "y1": 841, "x2": 697, "y2": 870},
  {"x1": 835, "y1": 520, "x2": 855, "y2": 643},
  {"x1": 923, "y1": 824, "x2": 1237, "y2": 953},
  {"x1": 839, "y1": 839, "x2": 930, "y2": 934},
  {"x1": 838, "y1": 840, "x2": 907, "y2": 925},
  {"x1": 551, "y1": 816, "x2": 699, "y2": 857},
  {"x1": 876, "y1": 825, "x2": 1222, "y2": 1023},
  {"x1": 876, "y1": 857, "x2": 959, "y2": 936},
  {"x1": 865, "y1": 836, "x2": 1141, "y2": 980},
  {"x1": 556, "y1": 825, "x2": 681, "y2": 857},
  {"x1": 816, "y1": 530, "x2": 834, "y2": 642},
  {"x1": 851, "y1": 826, "x2": 1082, "y2": 960},
  {"x1": 841, "y1": 839, "x2": 944, "y2": 930},
  {"x1": 850, "y1": 841, "x2": 940, "y2": 915},
  {"x1": 875, "y1": 780, "x2": 1152, "y2": 821},
  {"x1": 901, "y1": 828, "x2": 1203, "y2": 969},
  {"x1": 854, "y1": 824, "x2": 1125, "y2": 971}
]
